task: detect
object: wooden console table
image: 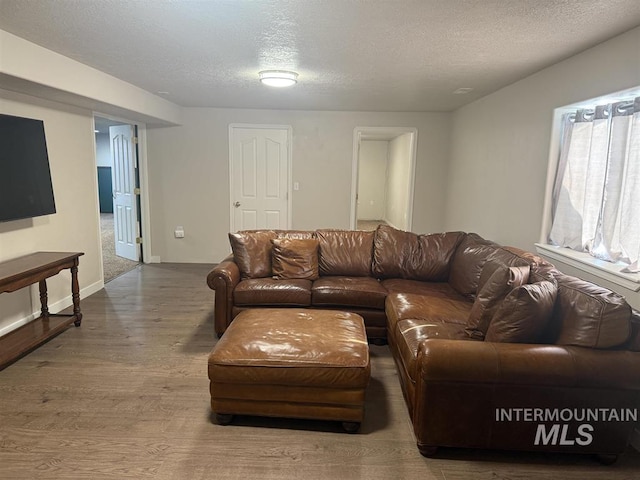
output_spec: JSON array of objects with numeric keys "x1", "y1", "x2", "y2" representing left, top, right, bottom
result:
[{"x1": 0, "y1": 252, "x2": 84, "y2": 370}]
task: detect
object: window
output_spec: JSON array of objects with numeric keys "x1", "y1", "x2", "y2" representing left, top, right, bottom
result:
[{"x1": 547, "y1": 95, "x2": 640, "y2": 273}]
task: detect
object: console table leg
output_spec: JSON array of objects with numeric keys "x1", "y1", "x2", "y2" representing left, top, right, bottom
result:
[
  {"x1": 39, "y1": 280, "x2": 49, "y2": 318},
  {"x1": 71, "y1": 264, "x2": 82, "y2": 326}
]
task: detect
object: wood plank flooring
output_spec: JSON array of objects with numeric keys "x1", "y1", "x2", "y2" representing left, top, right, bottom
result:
[{"x1": 1, "y1": 263, "x2": 639, "y2": 479}]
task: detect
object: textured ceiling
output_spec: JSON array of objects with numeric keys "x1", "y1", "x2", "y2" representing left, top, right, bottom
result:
[{"x1": 1, "y1": 0, "x2": 639, "y2": 112}]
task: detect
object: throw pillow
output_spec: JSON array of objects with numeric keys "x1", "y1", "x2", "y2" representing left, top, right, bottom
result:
[
  {"x1": 485, "y1": 280, "x2": 557, "y2": 343},
  {"x1": 465, "y1": 265, "x2": 530, "y2": 339},
  {"x1": 229, "y1": 230, "x2": 277, "y2": 279},
  {"x1": 271, "y1": 238, "x2": 319, "y2": 280}
]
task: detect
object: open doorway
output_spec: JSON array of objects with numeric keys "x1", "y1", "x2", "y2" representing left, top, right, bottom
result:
[
  {"x1": 94, "y1": 116, "x2": 141, "y2": 282},
  {"x1": 351, "y1": 127, "x2": 417, "y2": 231}
]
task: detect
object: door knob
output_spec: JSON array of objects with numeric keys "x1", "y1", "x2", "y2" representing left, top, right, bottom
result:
[{"x1": 234, "y1": 201, "x2": 241, "y2": 207}]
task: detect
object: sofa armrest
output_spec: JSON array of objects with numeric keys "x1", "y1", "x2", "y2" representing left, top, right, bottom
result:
[
  {"x1": 417, "y1": 339, "x2": 640, "y2": 389},
  {"x1": 412, "y1": 339, "x2": 640, "y2": 454},
  {"x1": 628, "y1": 309, "x2": 640, "y2": 351},
  {"x1": 206, "y1": 255, "x2": 240, "y2": 337}
]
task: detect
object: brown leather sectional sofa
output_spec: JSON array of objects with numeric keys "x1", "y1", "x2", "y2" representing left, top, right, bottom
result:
[{"x1": 206, "y1": 225, "x2": 640, "y2": 461}]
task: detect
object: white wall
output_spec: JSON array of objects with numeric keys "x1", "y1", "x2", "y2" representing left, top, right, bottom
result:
[
  {"x1": 0, "y1": 90, "x2": 104, "y2": 335},
  {"x1": 444, "y1": 26, "x2": 640, "y2": 327},
  {"x1": 385, "y1": 133, "x2": 413, "y2": 230},
  {"x1": 445, "y1": 27, "x2": 640, "y2": 252},
  {"x1": 357, "y1": 140, "x2": 388, "y2": 220},
  {"x1": 146, "y1": 109, "x2": 451, "y2": 263}
]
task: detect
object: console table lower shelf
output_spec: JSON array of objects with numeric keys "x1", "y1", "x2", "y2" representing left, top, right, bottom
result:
[{"x1": 0, "y1": 252, "x2": 84, "y2": 370}]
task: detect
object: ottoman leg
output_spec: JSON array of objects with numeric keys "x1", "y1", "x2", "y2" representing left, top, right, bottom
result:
[
  {"x1": 215, "y1": 413, "x2": 234, "y2": 425},
  {"x1": 342, "y1": 421, "x2": 361, "y2": 434}
]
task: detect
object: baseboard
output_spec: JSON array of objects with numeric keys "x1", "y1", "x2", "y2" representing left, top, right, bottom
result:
[
  {"x1": 0, "y1": 280, "x2": 104, "y2": 337},
  {"x1": 631, "y1": 427, "x2": 640, "y2": 452},
  {"x1": 147, "y1": 256, "x2": 161, "y2": 264}
]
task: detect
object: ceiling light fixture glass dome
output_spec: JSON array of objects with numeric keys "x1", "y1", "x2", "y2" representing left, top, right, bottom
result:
[{"x1": 259, "y1": 70, "x2": 298, "y2": 87}]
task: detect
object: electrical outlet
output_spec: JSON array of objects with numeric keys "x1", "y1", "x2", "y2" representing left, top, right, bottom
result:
[{"x1": 174, "y1": 226, "x2": 185, "y2": 238}]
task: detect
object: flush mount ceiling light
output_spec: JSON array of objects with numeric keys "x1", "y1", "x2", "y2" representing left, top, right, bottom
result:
[{"x1": 259, "y1": 70, "x2": 298, "y2": 87}]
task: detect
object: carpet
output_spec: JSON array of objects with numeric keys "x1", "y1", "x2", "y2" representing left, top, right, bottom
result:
[
  {"x1": 357, "y1": 219, "x2": 387, "y2": 231},
  {"x1": 100, "y1": 213, "x2": 140, "y2": 283}
]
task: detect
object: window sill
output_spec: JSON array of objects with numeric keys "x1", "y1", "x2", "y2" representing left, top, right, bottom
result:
[{"x1": 535, "y1": 243, "x2": 640, "y2": 292}]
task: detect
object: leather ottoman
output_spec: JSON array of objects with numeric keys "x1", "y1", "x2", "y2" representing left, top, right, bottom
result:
[{"x1": 207, "y1": 308, "x2": 370, "y2": 432}]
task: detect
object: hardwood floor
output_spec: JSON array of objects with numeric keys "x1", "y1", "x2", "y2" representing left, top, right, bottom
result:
[{"x1": 1, "y1": 263, "x2": 639, "y2": 479}]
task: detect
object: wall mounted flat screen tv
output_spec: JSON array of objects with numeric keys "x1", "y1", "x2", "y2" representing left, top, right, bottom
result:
[{"x1": 0, "y1": 114, "x2": 56, "y2": 222}]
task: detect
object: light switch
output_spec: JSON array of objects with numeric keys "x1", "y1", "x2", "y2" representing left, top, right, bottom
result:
[
  {"x1": 293, "y1": 182, "x2": 300, "y2": 191},
  {"x1": 175, "y1": 226, "x2": 185, "y2": 238}
]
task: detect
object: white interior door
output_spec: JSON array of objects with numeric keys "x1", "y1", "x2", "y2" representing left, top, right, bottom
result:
[
  {"x1": 110, "y1": 125, "x2": 139, "y2": 261},
  {"x1": 230, "y1": 126, "x2": 291, "y2": 231}
]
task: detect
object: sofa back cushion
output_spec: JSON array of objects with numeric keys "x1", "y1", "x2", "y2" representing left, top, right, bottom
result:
[
  {"x1": 485, "y1": 280, "x2": 557, "y2": 343},
  {"x1": 448, "y1": 233, "x2": 499, "y2": 297},
  {"x1": 229, "y1": 230, "x2": 277, "y2": 279},
  {"x1": 372, "y1": 225, "x2": 464, "y2": 281},
  {"x1": 317, "y1": 230, "x2": 374, "y2": 276},
  {"x1": 271, "y1": 238, "x2": 319, "y2": 280},
  {"x1": 552, "y1": 272, "x2": 632, "y2": 349},
  {"x1": 275, "y1": 230, "x2": 316, "y2": 240},
  {"x1": 465, "y1": 265, "x2": 530, "y2": 339}
]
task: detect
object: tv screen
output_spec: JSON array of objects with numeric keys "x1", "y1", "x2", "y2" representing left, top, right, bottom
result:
[{"x1": 0, "y1": 114, "x2": 56, "y2": 222}]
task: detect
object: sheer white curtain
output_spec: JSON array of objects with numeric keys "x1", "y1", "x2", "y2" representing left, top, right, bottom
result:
[{"x1": 549, "y1": 97, "x2": 640, "y2": 272}]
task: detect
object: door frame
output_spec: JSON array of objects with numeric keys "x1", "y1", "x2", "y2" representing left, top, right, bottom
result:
[
  {"x1": 93, "y1": 112, "x2": 156, "y2": 270},
  {"x1": 350, "y1": 126, "x2": 418, "y2": 230},
  {"x1": 228, "y1": 124, "x2": 293, "y2": 232}
]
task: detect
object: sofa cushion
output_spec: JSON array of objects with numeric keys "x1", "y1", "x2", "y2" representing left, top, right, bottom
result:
[
  {"x1": 382, "y1": 278, "x2": 464, "y2": 301},
  {"x1": 477, "y1": 248, "x2": 532, "y2": 286},
  {"x1": 229, "y1": 230, "x2": 277, "y2": 279},
  {"x1": 485, "y1": 280, "x2": 557, "y2": 343},
  {"x1": 311, "y1": 276, "x2": 387, "y2": 309},
  {"x1": 275, "y1": 230, "x2": 315, "y2": 240},
  {"x1": 465, "y1": 265, "x2": 530, "y2": 339},
  {"x1": 372, "y1": 225, "x2": 464, "y2": 281},
  {"x1": 234, "y1": 278, "x2": 312, "y2": 306},
  {"x1": 502, "y1": 246, "x2": 554, "y2": 270},
  {"x1": 316, "y1": 229, "x2": 374, "y2": 277},
  {"x1": 395, "y1": 319, "x2": 475, "y2": 382},
  {"x1": 271, "y1": 238, "x2": 319, "y2": 280},
  {"x1": 372, "y1": 225, "x2": 416, "y2": 279},
  {"x1": 499, "y1": 245, "x2": 560, "y2": 284},
  {"x1": 552, "y1": 272, "x2": 631, "y2": 349},
  {"x1": 385, "y1": 292, "x2": 473, "y2": 340},
  {"x1": 448, "y1": 233, "x2": 499, "y2": 297}
]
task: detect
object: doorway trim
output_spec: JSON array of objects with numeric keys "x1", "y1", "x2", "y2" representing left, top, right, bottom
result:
[
  {"x1": 93, "y1": 112, "x2": 156, "y2": 270},
  {"x1": 351, "y1": 126, "x2": 418, "y2": 230},
  {"x1": 228, "y1": 123, "x2": 293, "y2": 232}
]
